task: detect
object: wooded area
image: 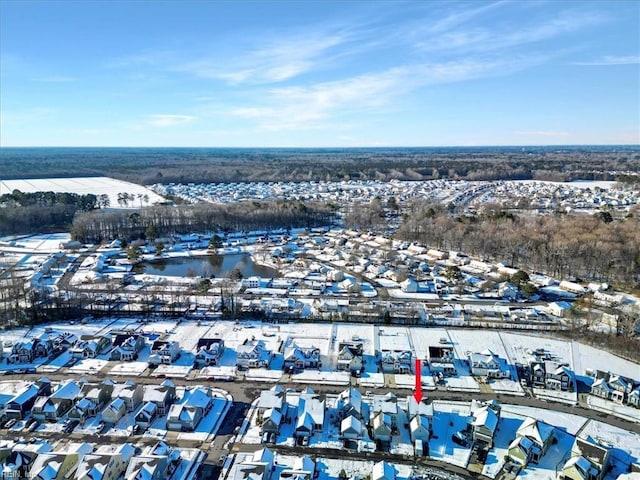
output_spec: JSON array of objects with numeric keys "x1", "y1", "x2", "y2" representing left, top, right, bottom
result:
[
  {"x1": 396, "y1": 202, "x2": 640, "y2": 288},
  {"x1": 0, "y1": 190, "x2": 101, "y2": 235},
  {"x1": 70, "y1": 200, "x2": 336, "y2": 242},
  {"x1": 1, "y1": 146, "x2": 638, "y2": 185}
]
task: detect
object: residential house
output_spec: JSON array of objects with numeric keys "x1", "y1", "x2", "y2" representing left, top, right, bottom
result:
[
  {"x1": 70, "y1": 336, "x2": 110, "y2": 359},
  {"x1": 340, "y1": 415, "x2": 363, "y2": 441},
  {"x1": 559, "y1": 437, "x2": 610, "y2": 480},
  {"x1": 608, "y1": 375, "x2": 632, "y2": 404},
  {"x1": 371, "y1": 392, "x2": 399, "y2": 428},
  {"x1": 336, "y1": 342, "x2": 363, "y2": 376},
  {"x1": 370, "y1": 412, "x2": 392, "y2": 443},
  {"x1": 124, "y1": 442, "x2": 179, "y2": 480},
  {"x1": 497, "y1": 282, "x2": 518, "y2": 300},
  {"x1": 112, "y1": 381, "x2": 144, "y2": 412},
  {"x1": 628, "y1": 386, "x2": 640, "y2": 407},
  {"x1": 3, "y1": 379, "x2": 51, "y2": 419},
  {"x1": 149, "y1": 340, "x2": 181, "y2": 366},
  {"x1": 381, "y1": 351, "x2": 412, "y2": 374},
  {"x1": 0, "y1": 441, "x2": 53, "y2": 480},
  {"x1": 143, "y1": 381, "x2": 176, "y2": 416},
  {"x1": 135, "y1": 402, "x2": 158, "y2": 428},
  {"x1": 261, "y1": 408, "x2": 282, "y2": 436},
  {"x1": 507, "y1": 417, "x2": 554, "y2": 466},
  {"x1": 372, "y1": 461, "x2": 396, "y2": 480},
  {"x1": 283, "y1": 344, "x2": 322, "y2": 372},
  {"x1": 471, "y1": 401, "x2": 501, "y2": 447},
  {"x1": 257, "y1": 386, "x2": 286, "y2": 424},
  {"x1": 109, "y1": 331, "x2": 145, "y2": 361},
  {"x1": 80, "y1": 380, "x2": 114, "y2": 411},
  {"x1": 194, "y1": 337, "x2": 225, "y2": 367},
  {"x1": 409, "y1": 415, "x2": 430, "y2": 444},
  {"x1": 528, "y1": 357, "x2": 547, "y2": 388},
  {"x1": 401, "y1": 278, "x2": 419, "y2": 293},
  {"x1": 76, "y1": 443, "x2": 136, "y2": 480},
  {"x1": 49, "y1": 332, "x2": 78, "y2": 355},
  {"x1": 590, "y1": 371, "x2": 637, "y2": 404},
  {"x1": 166, "y1": 386, "x2": 212, "y2": 432},
  {"x1": 102, "y1": 398, "x2": 127, "y2": 424},
  {"x1": 29, "y1": 443, "x2": 93, "y2": 480},
  {"x1": 428, "y1": 345, "x2": 457, "y2": 377},
  {"x1": 546, "y1": 363, "x2": 575, "y2": 392},
  {"x1": 32, "y1": 380, "x2": 82, "y2": 422},
  {"x1": 278, "y1": 455, "x2": 315, "y2": 480},
  {"x1": 294, "y1": 388, "x2": 325, "y2": 439},
  {"x1": 467, "y1": 350, "x2": 510, "y2": 379},
  {"x1": 336, "y1": 388, "x2": 363, "y2": 421},
  {"x1": 9, "y1": 340, "x2": 36, "y2": 364},
  {"x1": 237, "y1": 339, "x2": 272, "y2": 369},
  {"x1": 68, "y1": 398, "x2": 100, "y2": 425},
  {"x1": 590, "y1": 378, "x2": 613, "y2": 401},
  {"x1": 233, "y1": 448, "x2": 274, "y2": 480}
]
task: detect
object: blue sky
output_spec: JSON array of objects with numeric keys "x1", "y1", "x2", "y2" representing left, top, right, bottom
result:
[{"x1": 1, "y1": 0, "x2": 638, "y2": 147}]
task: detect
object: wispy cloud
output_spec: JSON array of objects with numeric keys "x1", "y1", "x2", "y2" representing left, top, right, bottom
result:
[
  {"x1": 415, "y1": 9, "x2": 606, "y2": 54},
  {"x1": 231, "y1": 56, "x2": 543, "y2": 131},
  {"x1": 572, "y1": 55, "x2": 640, "y2": 66},
  {"x1": 514, "y1": 130, "x2": 570, "y2": 137},
  {"x1": 142, "y1": 114, "x2": 197, "y2": 128},
  {"x1": 31, "y1": 76, "x2": 77, "y2": 83},
  {"x1": 176, "y1": 30, "x2": 359, "y2": 85}
]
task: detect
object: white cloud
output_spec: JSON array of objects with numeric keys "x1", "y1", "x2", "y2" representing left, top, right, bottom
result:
[
  {"x1": 230, "y1": 56, "x2": 544, "y2": 131},
  {"x1": 415, "y1": 9, "x2": 606, "y2": 54},
  {"x1": 177, "y1": 31, "x2": 355, "y2": 85},
  {"x1": 572, "y1": 55, "x2": 640, "y2": 66},
  {"x1": 144, "y1": 114, "x2": 197, "y2": 127}
]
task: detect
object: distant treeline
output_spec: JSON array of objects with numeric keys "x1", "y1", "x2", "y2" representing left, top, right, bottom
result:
[
  {"x1": 0, "y1": 190, "x2": 99, "y2": 235},
  {"x1": 1, "y1": 146, "x2": 638, "y2": 185},
  {"x1": 71, "y1": 200, "x2": 336, "y2": 243},
  {"x1": 396, "y1": 202, "x2": 640, "y2": 288}
]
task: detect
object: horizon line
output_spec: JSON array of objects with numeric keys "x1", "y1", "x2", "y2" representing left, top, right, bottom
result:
[{"x1": 1, "y1": 143, "x2": 639, "y2": 149}]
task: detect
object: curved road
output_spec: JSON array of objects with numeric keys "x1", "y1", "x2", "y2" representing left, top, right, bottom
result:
[{"x1": 6, "y1": 372, "x2": 639, "y2": 434}]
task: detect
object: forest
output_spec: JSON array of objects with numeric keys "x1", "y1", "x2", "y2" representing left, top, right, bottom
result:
[
  {"x1": 70, "y1": 200, "x2": 336, "y2": 243},
  {"x1": 395, "y1": 202, "x2": 640, "y2": 288},
  {"x1": 0, "y1": 190, "x2": 102, "y2": 235},
  {"x1": 1, "y1": 146, "x2": 638, "y2": 185}
]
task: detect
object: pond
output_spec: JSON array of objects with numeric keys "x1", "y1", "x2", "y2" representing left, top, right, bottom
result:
[{"x1": 134, "y1": 253, "x2": 278, "y2": 278}]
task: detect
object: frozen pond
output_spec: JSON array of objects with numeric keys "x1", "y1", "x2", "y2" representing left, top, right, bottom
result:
[{"x1": 134, "y1": 253, "x2": 278, "y2": 278}]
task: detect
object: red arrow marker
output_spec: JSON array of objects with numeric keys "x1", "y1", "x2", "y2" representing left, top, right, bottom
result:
[{"x1": 414, "y1": 358, "x2": 423, "y2": 403}]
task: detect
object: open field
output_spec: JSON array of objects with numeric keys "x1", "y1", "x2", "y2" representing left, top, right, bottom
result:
[{"x1": 0, "y1": 176, "x2": 165, "y2": 208}]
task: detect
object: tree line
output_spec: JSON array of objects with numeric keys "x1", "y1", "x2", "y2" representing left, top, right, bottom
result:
[
  {"x1": 1, "y1": 146, "x2": 638, "y2": 185},
  {"x1": 71, "y1": 200, "x2": 337, "y2": 243},
  {"x1": 396, "y1": 202, "x2": 640, "y2": 288},
  {"x1": 0, "y1": 190, "x2": 103, "y2": 235}
]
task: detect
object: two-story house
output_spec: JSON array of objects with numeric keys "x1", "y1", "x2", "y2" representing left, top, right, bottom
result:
[
  {"x1": 194, "y1": 337, "x2": 225, "y2": 367},
  {"x1": 508, "y1": 417, "x2": 555, "y2": 466},
  {"x1": 283, "y1": 344, "x2": 322, "y2": 373},
  {"x1": 237, "y1": 339, "x2": 271, "y2": 369}
]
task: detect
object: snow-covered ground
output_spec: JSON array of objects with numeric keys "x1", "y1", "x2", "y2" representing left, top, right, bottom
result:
[
  {"x1": 500, "y1": 405, "x2": 587, "y2": 435},
  {"x1": 0, "y1": 177, "x2": 165, "y2": 209},
  {"x1": 572, "y1": 341, "x2": 639, "y2": 379},
  {"x1": 579, "y1": 419, "x2": 640, "y2": 478},
  {"x1": 429, "y1": 401, "x2": 472, "y2": 468}
]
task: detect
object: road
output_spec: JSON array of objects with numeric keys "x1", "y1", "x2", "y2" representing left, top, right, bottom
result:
[
  {"x1": 7, "y1": 371, "x2": 639, "y2": 434},
  {"x1": 2, "y1": 371, "x2": 638, "y2": 480}
]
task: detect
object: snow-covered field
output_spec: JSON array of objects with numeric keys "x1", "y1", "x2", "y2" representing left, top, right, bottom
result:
[
  {"x1": 0, "y1": 177, "x2": 165, "y2": 208},
  {"x1": 572, "y1": 341, "x2": 639, "y2": 379},
  {"x1": 0, "y1": 233, "x2": 71, "y2": 253}
]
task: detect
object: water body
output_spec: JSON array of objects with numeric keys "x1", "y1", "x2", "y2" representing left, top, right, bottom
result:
[{"x1": 134, "y1": 253, "x2": 278, "y2": 278}]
